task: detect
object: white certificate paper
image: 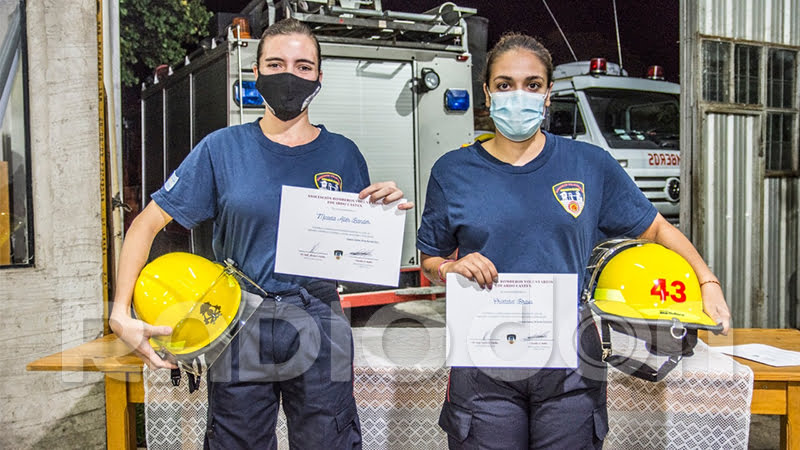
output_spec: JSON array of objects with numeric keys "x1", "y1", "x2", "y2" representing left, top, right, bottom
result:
[
  {"x1": 274, "y1": 186, "x2": 406, "y2": 286},
  {"x1": 446, "y1": 273, "x2": 578, "y2": 369},
  {"x1": 711, "y1": 344, "x2": 800, "y2": 367}
]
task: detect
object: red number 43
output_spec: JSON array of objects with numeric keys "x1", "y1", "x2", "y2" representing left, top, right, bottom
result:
[{"x1": 650, "y1": 278, "x2": 687, "y2": 303}]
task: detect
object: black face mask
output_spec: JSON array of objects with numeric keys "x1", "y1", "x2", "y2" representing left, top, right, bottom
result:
[{"x1": 255, "y1": 72, "x2": 321, "y2": 121}]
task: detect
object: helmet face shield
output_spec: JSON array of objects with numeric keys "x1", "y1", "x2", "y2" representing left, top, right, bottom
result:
[
  {"x1": 163, "y1": 272, "x2": 241, "y2": 356},
  {"x1": 133, "y1": 253, "x2": 263, "y2": 371},
  {"x1": 582, "y1": 239, "x2": 722, "y2": 382}
]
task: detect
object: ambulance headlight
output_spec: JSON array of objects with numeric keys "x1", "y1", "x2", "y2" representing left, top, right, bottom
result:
[
  {"x1": 421, "y1": 68, "x2": 440, "y2": 91},
  {"x1": 232, "y1": 80, "x2": 263, "y2": 107},
  {"x1": 444, "y1": 89, "x2": 470, "y2": 111},
  {"x1": 665, "y1": 177, "x2": 680, "y2": 202}
]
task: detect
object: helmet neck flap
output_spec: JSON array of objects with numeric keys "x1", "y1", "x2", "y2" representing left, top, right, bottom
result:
[{"x1": 598, "y1": 316, "x2": 697, "y2": 382}]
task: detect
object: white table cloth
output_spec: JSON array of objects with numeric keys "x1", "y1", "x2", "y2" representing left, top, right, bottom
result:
[{"x1": 144, "y1": 326, "x2": 752, "y2": 449}]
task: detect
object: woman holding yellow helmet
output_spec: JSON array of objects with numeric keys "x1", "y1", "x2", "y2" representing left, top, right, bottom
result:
[
  {"x1": 417, "y1": 32, "x2": 730, "y2": 449},
  {"x1": 110, "y1": 18, "x2": 412, "y2": 449}
]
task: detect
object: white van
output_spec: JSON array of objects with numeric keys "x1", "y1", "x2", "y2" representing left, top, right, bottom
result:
[{"x1": 546, "y1": 59, "x2": 681, "y2": 223}]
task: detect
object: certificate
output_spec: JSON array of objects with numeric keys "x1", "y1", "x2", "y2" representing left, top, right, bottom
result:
[
  {"x1": 445, "y1": 273, "x2": 578, "y2": 369},
  {"x1": 274, "y1": 185, "x2": 406, "y2": 286},
  {"x1": 712, "y1": 344, "x2": 800, "y2": 367}
]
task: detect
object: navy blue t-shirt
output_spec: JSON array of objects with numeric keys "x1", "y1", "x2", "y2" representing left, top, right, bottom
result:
[
  {"x1": 417, "y1": 132, "x2": 656, "y2": 289},
  {"x1": 152, "y1": 120, "x2": 371, "y2": 292}
]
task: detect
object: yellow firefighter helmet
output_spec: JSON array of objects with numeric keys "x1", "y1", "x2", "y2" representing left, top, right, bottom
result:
[
  {"x1": 590, "y1": 240, "x2": 718, "y2": 328},
  {"x1": 133, "y1": 252, "x2": 242, "y2": 360},
  {"x1": 582, "y1": 239, "x2": 722, "y2": 381}
]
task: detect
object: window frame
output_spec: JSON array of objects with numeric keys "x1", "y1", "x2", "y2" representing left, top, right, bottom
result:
[
  {"x1": 765, "y1": 112, "x2": 797, "y2": 175},
  {"x1": 765, "y1": 47, "x2": 799, "y2": 177},
  {"x1": 702, "y1": 40, "x2": 731, "y2": 103},
  {"x1": 700, "y1": 38, "x2": 799, "y2": 178},
  {"x1": 0, "y1": 0, "x2": 34, "y2": 269},
  {"x1": 734, "y1": 43, "x2": 760, "y2": 105}
]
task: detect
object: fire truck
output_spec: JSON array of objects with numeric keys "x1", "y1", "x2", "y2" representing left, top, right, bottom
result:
[
  {"x1": 139, "y1": 1, "x2": 477, "y2": 307},
  {"x1": 546, "y1": 58, "x2": 682, "y2": 223}
]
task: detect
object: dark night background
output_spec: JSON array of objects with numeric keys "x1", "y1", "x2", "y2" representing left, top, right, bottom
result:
[
  {"x1": 202, "y1": 0, "x2": 680, "y2": 82},
  {"x1": 122, "y1": 1, "x2": 679, "y2": 224}
]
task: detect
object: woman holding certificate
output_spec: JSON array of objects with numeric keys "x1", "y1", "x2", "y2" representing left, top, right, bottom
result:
[
  {"x1": 417, "y1": 32, "x2": 731, "y2": 449},
  {"x1": 110, "y1": 18, "x2": 411, "y2": 449}
]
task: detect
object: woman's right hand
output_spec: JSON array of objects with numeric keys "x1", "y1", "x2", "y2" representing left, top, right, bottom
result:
[
  {"x1": 441, "y1": 252, "x2": 498, "y2": 289},
  {"x1": 109, "y1": 313, "x2": 177, "y2": 370}
]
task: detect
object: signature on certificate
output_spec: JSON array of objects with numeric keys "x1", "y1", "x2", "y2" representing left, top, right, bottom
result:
[
  {"x1": 302, "y1": 242, "x2": 322, "y2": 253},
  {"x1": 523, "y1": 330, "x2": 550, "y2": 340},
  {"x1": 349, "y1": 248, "x2": 374, "y2": 257}
]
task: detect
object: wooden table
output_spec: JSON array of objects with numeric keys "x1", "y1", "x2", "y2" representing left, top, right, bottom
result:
[
  {"x1": 27, "y1": 334, "x2": 144, "y2": 450},
  {"x1": 701, "y1": 328, "x2": 800, "y2": 449},
  {"x1": 27, "y1": 329, "x2": 800, "y2": 449}
]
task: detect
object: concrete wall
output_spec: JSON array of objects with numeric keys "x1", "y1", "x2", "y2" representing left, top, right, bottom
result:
[{"x1": 0, "y1": 1, "x2": 105, "y2": 448}]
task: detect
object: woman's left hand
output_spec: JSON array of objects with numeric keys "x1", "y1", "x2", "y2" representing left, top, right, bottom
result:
[
  {"x1": 359, "y1": 181, "x2": 414, "y2": 210},
  {"x1": 702, "y1": 282, "x2": 731, "y2": 335}
]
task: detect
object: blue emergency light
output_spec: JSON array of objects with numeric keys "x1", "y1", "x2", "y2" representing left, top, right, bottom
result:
[
  {"x1": 232, "y1": 80, "x2": 264, "y2": 107},
  {"x1": 444, "y1": 89, "x2": 469, "y2": 111}
]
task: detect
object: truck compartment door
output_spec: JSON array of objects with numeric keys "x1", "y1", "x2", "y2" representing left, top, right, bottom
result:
[{"x1": 308, "y1": 58, "x2": 417, "y2": 267}]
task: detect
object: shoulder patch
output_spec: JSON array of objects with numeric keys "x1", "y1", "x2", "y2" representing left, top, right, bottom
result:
[
  {"x1": 164, "y1": 172, "x2": 179, "y2": 192},
  {"x1": 552, "y1": 181, "x2": 585, "y2": 218},
  {"x1": 315, "y1": 172, "x2": 342, "y2": 191}
]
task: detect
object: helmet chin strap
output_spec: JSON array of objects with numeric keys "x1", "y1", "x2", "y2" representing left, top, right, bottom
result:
[
  {"x1": 600, "y1": 319, "x2": 683, "y2": 382},
  {"x1": 170, "y1": 357, "x2": 204, "y2": 393}
]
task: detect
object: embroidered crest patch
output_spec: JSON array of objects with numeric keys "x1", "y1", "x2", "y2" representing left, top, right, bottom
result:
[
  {"x1": 315, "y1": 172, "x2": 342, "y2": 191},
  {"x1": 552, "y1": 181, "x2": 585, "y2": 218}
]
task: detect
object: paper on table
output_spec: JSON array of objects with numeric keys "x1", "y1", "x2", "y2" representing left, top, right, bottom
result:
[{"x1": 711, "y1": 343, "x2": 800, "y2": 367}]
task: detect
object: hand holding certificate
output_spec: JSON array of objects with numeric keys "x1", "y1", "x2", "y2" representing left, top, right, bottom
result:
[
  {"x1": 446, "y1": 273, "x2": 578, "y2": 369},
  {"x1": 274, "y1": 186, "x2": 406, "y2": 286}
]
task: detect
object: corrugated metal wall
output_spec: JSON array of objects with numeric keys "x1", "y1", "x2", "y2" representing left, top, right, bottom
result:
[
  {"x1": 699, "y1": 0, "x2": 800, "y2": 44},
  {"x1": 701, "y1": 114, "x2": 760, "y2": 327},
  {"x1": 763, "y1": 178, "x2": 800, "y2": 327},
  {"x1": 689, "y1": 0, "x2": 800, "y2": 328}
]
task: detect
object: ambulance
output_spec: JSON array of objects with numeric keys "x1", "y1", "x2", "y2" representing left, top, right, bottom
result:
[{"x1": 545, "y1": 58, "x2": 681, "y2": 223}]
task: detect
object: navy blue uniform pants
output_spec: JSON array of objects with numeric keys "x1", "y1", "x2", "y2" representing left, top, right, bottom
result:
[
  {"x1": 439, "y1": 307, "x2": 608, "y2": 449},
  {"x1": 204, "y1": 282, "x2": 362, "y2": 449}
]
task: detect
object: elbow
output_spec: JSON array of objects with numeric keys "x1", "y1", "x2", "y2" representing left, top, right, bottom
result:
[
  {"x1": 639, "y1": 213, "x2": 669, "y2": 242},
  {"x1": 129, "y1": 204, "x2": 170, "y2": 239}
]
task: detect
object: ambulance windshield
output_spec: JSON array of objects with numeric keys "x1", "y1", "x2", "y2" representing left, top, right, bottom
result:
[{"x1": 584, "y1": 89, "x2": 679, "y2": 150}]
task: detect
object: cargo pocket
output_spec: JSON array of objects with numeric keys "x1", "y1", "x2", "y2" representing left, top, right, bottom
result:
[
  {"x1": 331, "y1": 397, "x2": 362, "y2": 449},
  {"x1": 335, "y1": 398, "x2": 359, "y2": 434},
  {"x1": 438, "y1": 401, "x2": 473, "y2": 443},
  {"x1": 593, "y1": 405, "x2": 609, "y2": 441}
]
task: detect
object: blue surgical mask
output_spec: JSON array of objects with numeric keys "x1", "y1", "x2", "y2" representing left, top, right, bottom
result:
[{"x1": 489, "y1": 90, "x2": 547, "y2": 142}]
